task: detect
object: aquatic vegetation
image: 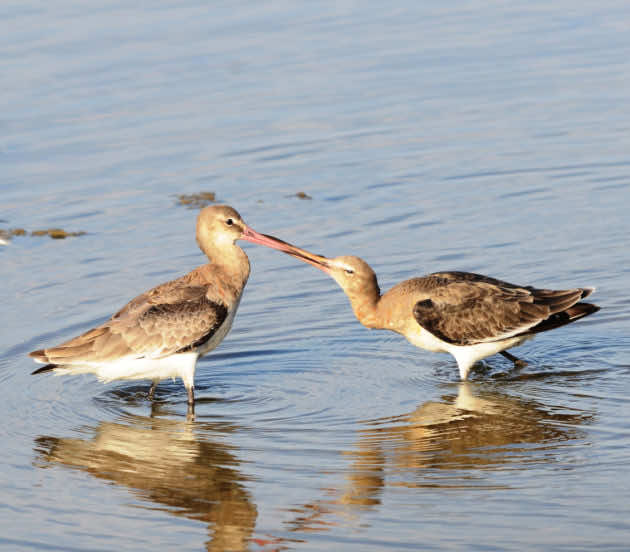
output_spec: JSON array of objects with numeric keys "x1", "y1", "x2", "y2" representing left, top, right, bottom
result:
[
  {"x1": 31, "y1": 228, "x2": 87, "y2": 239},
  {"x1": 0, "y1": 227, "x2": 86, "y2": 242},
  {"x1": 176, "y1": 192, "x2": 217, "y2": 208}
]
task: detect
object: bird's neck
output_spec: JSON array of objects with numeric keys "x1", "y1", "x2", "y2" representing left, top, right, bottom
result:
[
  {"x1": 198, "y1": 244, "x2": 250, "y2": 299},
  {"x1": 345, "y1": 283, "x2": 382, "y2": 329}
]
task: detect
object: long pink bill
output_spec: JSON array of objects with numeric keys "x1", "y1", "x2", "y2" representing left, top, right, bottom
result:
[{"x1": 239, "y1": 226, "x2": 332, "y2": 273}]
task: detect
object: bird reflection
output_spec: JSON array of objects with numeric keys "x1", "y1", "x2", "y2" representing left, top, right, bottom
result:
[
  {"x1": 34, "y1": 411, "x2": 258, "y2": 552},
  {"x1": 287, "y1": 382, "x2": 593, "y2": 532}
]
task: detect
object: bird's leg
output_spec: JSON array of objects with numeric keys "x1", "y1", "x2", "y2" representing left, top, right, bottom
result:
[
  {"x1": 186, "y1": 384, "x2": 195, "y2": 406},
  {"x1": 500, "y1": 350, "x2": 528, "y2": 368},
  {"x1": 186, "y1": 386, "x2": 195, "y2": 420},
  {"x1": 147, "y1": 379, "x2": 159, "y2": 400}
]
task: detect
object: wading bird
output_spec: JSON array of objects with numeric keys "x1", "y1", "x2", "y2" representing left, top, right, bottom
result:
[
  {"x1": 274, "y1": 246, "x2": 599, "y2": 379},
  {"x1": 29, "y1": 205, "x2": 295, "y2": 412}
]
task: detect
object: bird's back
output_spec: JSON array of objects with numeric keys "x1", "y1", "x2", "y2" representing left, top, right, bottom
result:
[
  {"x1": 29, "y1": 265, "x2": 235, "y2": 367},
  {"x1": 381, "y1": 271, "x2": 599, "y2": 346}
]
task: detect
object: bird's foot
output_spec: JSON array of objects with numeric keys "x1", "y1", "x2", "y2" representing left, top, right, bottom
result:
[
  {"x1": 147, "y1": 380, "x2": 159, "y2": 401},
  {"x1": 500, "y1": 350, "x2": 528, "y2": 368}
]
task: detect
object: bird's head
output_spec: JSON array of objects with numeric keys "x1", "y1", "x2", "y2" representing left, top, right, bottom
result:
[
  {"x1": 196, "y1": 204, "x2": 298, "y2": 256},
  {"x1": 279, "y1": 245, "x2": 379, "y2": 298}
]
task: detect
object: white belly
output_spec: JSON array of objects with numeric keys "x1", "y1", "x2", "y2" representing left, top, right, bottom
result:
[
  {"x1": 404, "y1": 326, "x2": 530, "y2": 380},
  {"x1": 405, "y1": 328, "x2": 450, "y2": 353},
  {"x1": 52, "y1": 352, "x2": 198, "y2": 387}
]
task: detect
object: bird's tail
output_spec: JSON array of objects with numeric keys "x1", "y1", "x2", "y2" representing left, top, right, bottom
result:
[
  {"x1": 580, "y1": 287, "x2": 596, "y2": 300},
  {"x1": 529, "y1": 302, "x2": 600, "y2": 334},
  {"x1": 30, "y1": 349, "x2": 58, "y2": 375},
  {"x1": 31, "y1": 363, "x2": 57, "y2": 375}
]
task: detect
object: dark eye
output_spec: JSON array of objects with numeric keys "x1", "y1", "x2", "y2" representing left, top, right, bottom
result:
[
  {"x1": 226, "y1": 218, "x2": 234, "y2": 226},
  {"x1": 345, "y1": 268, "x2": 354, "y2": 275}
]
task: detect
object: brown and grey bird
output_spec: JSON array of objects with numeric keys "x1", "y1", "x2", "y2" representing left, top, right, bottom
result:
[
  {"x1": 272, "y1": 245, "x2": 599, "y2": 379},
  {"x1": 29, "y1": 205, "x2": 296, "y2": 409}
]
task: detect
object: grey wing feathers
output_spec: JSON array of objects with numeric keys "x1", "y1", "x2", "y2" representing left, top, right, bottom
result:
[
  {"x1": 29, "y1": 281, "x2": 229, "y2": 365},
  {"x1": 136, "y1": 297, "x2": 228, "y2": 354},
  {"x1": 412, "y1": 272, "x2": 596, "y2": 346}
]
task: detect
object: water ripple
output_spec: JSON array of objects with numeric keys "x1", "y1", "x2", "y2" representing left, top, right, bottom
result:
[{"x1": 5, "y1": 0, "x2": 630, "y2": 548}]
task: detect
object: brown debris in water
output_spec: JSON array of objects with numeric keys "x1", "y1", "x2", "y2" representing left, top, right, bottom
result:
[
  {"x1": 1, "y1": 227, "x2": 86, "y2": 242},
  {"x1": 293, "y1": 192, "x2": 312, "y2": 200},
  {"x1": 33, "y1": 228, "x2": 87, "y2": 239},
  {"x1": 177, "y1": 192, "x2": 217, "y2": 208},
  {"x1": 1, "y1": 228, "x2": 26, "y2": 241},
  {"x1": 1, "y1": 228, "x2": 26, "y2": 243}
]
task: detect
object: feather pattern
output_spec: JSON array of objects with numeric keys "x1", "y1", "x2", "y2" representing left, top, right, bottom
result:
[
  {"x1": 410, "y1": 272, "x2": 593, "y2": 346},
  {"x1": 30, "y1": 273, "x2": 231, "y2": 365},
  {"x1": 25, "y1": 205, "x2": 295, "y2": 408},
  {"x1": 272, "y1": 248, "x2": 600, "y2": 380}
]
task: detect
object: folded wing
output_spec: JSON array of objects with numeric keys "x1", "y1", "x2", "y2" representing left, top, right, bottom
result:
[
  {"x1": 30, "y1": 280, "x2": 228, "y2": 366},
  {"x1": 411, "y1": 272, "x2": 594, "y2": 346}
]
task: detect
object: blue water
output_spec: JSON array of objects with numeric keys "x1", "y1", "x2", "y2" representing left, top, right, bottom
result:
[{"x1": 2, "y1": 1, "x2": 630, "y2": 550}]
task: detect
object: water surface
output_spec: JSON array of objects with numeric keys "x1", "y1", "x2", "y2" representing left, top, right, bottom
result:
[{"x1": 2, "y1": 1, "x2": 630, "y2": 550}]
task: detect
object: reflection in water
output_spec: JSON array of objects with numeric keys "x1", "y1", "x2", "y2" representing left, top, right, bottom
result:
[
  {"x1": 34, "y1": 411, "x2": 257, "y2": 552},
  {"x1": 32, "y1": 385, "x2": 595, "y2": 546},
  {"x1": 288, "y1": 383, "x2": 593, "y2": 532}
]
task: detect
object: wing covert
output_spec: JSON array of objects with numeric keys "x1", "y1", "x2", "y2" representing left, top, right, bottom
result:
[
  {"x1": 411, "y1": 273, "x2": 552, "y2": 346},
  {"x1": 37, "y1": 283, "x2": 230, "y2": 364},
  {"x1": 119, "y1": 293, "x2": 229, "y2": 358}
]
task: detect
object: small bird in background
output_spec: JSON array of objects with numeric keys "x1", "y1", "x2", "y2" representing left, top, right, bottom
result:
[
  {"x1": 268, "y1": 244, "x2": 599, "y2": 380},
  {"x1": 29, "y1": 205, "x2": 297, "y2": 413}
]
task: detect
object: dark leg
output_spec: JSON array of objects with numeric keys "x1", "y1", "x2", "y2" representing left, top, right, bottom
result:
[
  {"x1": 500, "y1": 350, "x2": 528, "y2": 367},
  {"x1": 147, "y1": 379, "x2": 159, "y2": 400},
  {"x1": 186, "y1": 385, "x2": 195, "y2": 406},
  {"x1": 186, "y1": 402, "x2": 195, "y2": 421},
  {"x1": 186, "y1": 386, "x2": 195, "y2": 420}
]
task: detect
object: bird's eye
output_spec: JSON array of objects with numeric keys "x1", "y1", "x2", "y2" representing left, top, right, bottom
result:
[
  {"x1": 226, "y1": 218, "x2": 234, "y2": 226},
  {"x1": 345, "y1": 269, "x2": 354, "y2": 275}
]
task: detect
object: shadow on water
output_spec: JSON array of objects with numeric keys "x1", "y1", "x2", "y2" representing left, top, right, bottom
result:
[
  {"x1": 285, "y1": 382, "x2": 594, "y2": 533},
  {"x1": 33, "y1": 409, "x2": 267, "y2": 552}
]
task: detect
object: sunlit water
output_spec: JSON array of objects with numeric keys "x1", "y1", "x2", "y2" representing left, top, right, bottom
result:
[{"x1": 2, "y1": 1, "x2": 630, "y2": 550}]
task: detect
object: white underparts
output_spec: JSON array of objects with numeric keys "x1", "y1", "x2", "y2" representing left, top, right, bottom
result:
[
  {"x1": 404, "y1": 327, "x2": 530, "y2": 380},
  {"x1": 49, "y1": 352, "x2": 199, "y2": 391}
]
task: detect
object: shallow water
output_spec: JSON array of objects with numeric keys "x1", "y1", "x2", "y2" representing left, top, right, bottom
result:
[{"x1": 3, "y1": 1, "x2": 630, "y2": 550}]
